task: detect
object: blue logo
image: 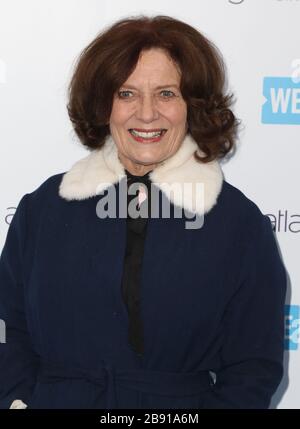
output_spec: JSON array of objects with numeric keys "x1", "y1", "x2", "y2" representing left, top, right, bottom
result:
[
  {"x1": 262, "y1": 77, "x2": 300, "y2": 125},
  {"x1": 285, "y1": 305, "x2": 299, "y2": 350}
]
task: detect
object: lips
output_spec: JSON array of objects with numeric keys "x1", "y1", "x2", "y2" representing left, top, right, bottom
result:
[
  {"x1": 128, "y1": 128, "x2": 167, "y2": 143},
  {"x1": 129, "y1": 128, "x2": 167, "y2": 133},
  {"x1": 128, "y1": 128, "x2": 167, "y2": 138}
]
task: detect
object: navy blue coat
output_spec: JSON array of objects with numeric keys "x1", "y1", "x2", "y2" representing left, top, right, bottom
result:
[{"x1": 0, "y1": 135, "x2": 287, "y2": 409}]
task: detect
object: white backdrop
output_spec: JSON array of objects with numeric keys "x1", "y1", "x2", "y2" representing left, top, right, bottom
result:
[{"x1": 0, "y1": 0, "x2": 299, "y2": 409}]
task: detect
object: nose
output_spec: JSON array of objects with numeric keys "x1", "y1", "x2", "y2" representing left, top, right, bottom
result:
[{"x1": 135, "y1": 94, "x2": 159, "y2": 122}]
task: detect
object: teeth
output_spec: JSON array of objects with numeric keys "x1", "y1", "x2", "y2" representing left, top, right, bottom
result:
[{"x1": 129, "y1": 129, "x2": 165, "y2": 138}]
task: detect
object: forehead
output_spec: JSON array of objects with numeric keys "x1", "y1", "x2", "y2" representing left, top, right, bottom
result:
[{"x1": 123, "y1": 48, "x2": 181, "y2": 86}]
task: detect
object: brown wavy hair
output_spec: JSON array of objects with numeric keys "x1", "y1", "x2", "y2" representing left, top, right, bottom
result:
[{"x1": 67, "y1": 15, "x2": 240, "y2": 162}]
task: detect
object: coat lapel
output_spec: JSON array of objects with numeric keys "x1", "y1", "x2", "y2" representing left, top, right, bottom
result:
[{"x1": 58, "y1": 134, "x2": 224, "y2": 217}]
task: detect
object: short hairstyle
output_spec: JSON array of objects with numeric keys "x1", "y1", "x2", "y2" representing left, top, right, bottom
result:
[{"x1": 67, "y1": 15, "x2": 240, "y2": 162}]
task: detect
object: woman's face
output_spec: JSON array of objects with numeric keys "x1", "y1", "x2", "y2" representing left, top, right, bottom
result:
[{"x1": 109, "y1": 48, "x2": 188, "y2": 175}]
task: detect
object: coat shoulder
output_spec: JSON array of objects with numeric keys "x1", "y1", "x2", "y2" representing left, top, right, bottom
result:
[
  {"x1": 219, "y1": 180, "x2": 273, "y2": 232},
  {"x1": 26, "y1": 173, "x2": 66, "y2": 204},
  {"x1": 221, "y1": 180, "x2": 264, "y2": 215},
  {"x1": 22, "y1": 173, "x2": 70, "y2": 224}
]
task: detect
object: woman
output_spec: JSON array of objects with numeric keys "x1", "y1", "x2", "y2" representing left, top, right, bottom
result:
[{"x1": 0, "y1": 15, "x2": 286, "y2": 409}]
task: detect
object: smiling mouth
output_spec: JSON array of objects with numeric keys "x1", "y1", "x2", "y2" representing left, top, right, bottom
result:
[{"x1": 128, "y1": 129, "x2": 167, "y2": 139}]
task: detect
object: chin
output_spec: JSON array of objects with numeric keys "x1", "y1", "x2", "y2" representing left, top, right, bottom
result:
[
  {"x1": 134, "y1": 158, "x2": 159, "y2": 166},
  {"x1": 131, "y1": 151, "x2": 161, "y2": 164}
]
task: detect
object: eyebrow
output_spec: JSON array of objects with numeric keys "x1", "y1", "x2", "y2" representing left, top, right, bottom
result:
[{"x1": 120, "y1": 84, "x2": 179, "y2": 90}]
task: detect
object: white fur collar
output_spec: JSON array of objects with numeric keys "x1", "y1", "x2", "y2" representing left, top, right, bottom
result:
[{"x1": 58, "y1": 134, "x2": 224, "y2": 216}]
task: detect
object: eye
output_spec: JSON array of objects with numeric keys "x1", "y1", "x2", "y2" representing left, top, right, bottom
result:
[
  {"x1": 160, "y1": 90, "x2": 176, "y2": 98},
  {"x1": 117, "y1": 90, "x2": 133, "y2": 99}
]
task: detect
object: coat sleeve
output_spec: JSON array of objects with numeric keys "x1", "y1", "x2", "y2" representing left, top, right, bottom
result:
[
  {"x1": 0, "y1": 194, "x2": 39, "y2": 409},
  {"x1": 204, "y1": 213, "x2": 287, "y2": 409}
]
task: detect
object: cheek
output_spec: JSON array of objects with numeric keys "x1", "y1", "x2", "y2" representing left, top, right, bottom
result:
[
  {"x1": 110, "y1": 103, "x2": 133, "y2": 126},
  {"x1": 162, "y1": 105, "x2": 187, "y2": 126}
]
